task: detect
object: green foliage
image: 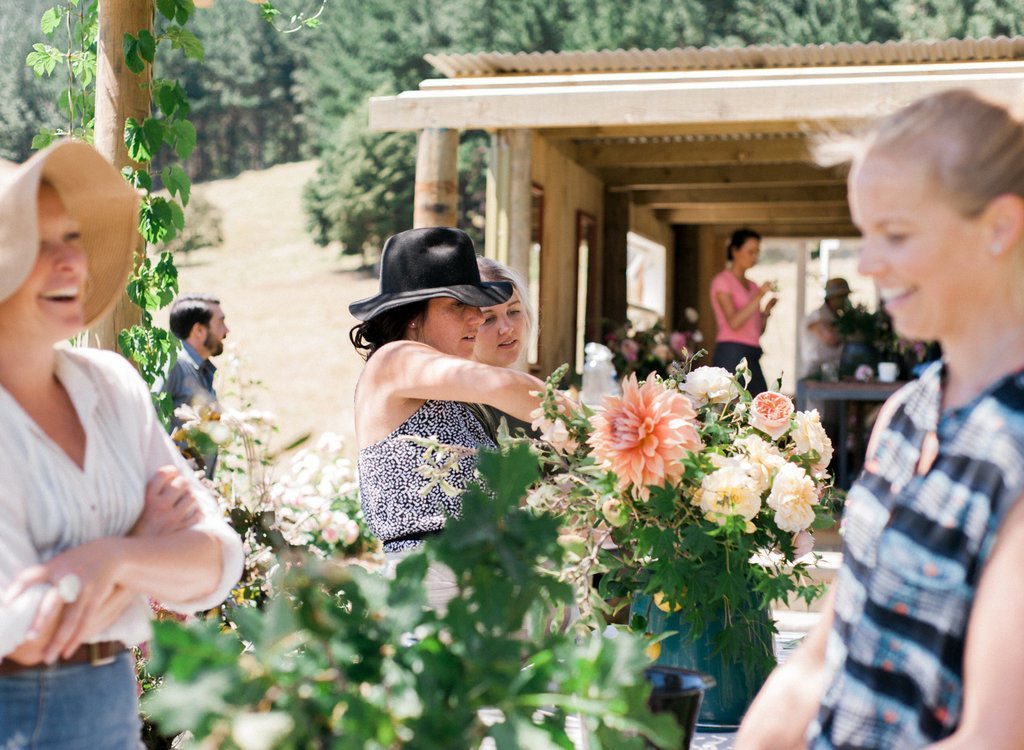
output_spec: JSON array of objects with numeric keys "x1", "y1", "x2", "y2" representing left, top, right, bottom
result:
[{"x1": 145, "y1": 444, "x2": 682, "y2": 749}]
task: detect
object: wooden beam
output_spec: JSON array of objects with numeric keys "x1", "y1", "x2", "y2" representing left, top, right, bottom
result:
[
  {"x1": 601, "y1": 163, "x2": 845, "y2": 190},
  {"x1": 485, "y1": 129, "x2": 531, "y2": 281},
  {"x1": 89, "y1": 0, "x2": 153, "y2": 351},
  {"x1": 757, "y1": 223, "x2": 860, "y2": 238},
  {"x1": 369, "y1": 63, "x2": 1024, "y2": 132},
  {"x1": 575, "y1": 138, "x2": 810, "y2": 168},
  {"x1": 537, "y1": 121, "x2": 838, "y2": 140},
  {"x1": 632, "y1": 184, "x2": 849, "y2": 206},
  {"x1": 655, "y1": 201, "x2": 850, "y2": 224}
]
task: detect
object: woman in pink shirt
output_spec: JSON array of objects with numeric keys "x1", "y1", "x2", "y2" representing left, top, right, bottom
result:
[{"x1": 709, "y1": 228, "x2": 777, "y2": 395}]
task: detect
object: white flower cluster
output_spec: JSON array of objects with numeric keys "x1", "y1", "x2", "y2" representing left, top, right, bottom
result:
[
  {"x1": 269, "y1": 433, "x2": 365, "y2": 554},
  {"x1": 683, "y1": 367, "x2": 835, "y2": 540}
]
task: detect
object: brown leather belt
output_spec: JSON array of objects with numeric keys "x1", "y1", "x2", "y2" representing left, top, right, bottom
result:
[{"x1": 0, "y1": 641, "x2": 126, "y2": 675}]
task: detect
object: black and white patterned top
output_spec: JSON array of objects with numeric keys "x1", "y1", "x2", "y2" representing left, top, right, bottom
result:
[{"x1": 358, "y1": 399, "x2": 494, "y2": 552}]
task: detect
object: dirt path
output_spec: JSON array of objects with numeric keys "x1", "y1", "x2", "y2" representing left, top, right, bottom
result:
[{"x1": 155, "y1": 160, "x2": 375, "y2": 459}]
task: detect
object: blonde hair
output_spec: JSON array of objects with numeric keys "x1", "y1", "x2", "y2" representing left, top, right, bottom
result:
[
  {"x1": 816, "y1": 89, "x2": 1024, "y2": 218},
  {"x1": 476, "y1": 256, "x2": 535, "y2": 333}
]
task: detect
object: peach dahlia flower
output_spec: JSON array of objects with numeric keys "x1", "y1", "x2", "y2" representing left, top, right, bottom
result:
[{"x1": 588, "y1": 374, "x2": 703, "y2": 500}]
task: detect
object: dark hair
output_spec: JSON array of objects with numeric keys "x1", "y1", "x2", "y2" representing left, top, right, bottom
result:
[
  {"x1": 726, "y1": 228, "x2": 761, "y2": 262},
  {"x1": 169, "y1": 294, "x2": 220, "y2": 340},
  {"x1": 349, "y1": 300, "x2": 428, "y2": 360}
]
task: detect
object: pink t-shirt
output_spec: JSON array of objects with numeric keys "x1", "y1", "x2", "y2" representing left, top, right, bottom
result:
[{"x1": 710, "y1": 269, "x2": 763, "y2": 347}]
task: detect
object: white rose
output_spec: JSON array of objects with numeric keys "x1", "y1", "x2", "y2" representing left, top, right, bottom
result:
[
  {"x1": 696, "y1": 464, "x2": 762, "y2": 525},
  {"x1": 791, "y1": 410, "x2": 834, "y2": 474},
  {"x1": 681, "y1": 367, "x2": 740, "y2": 405},
  {"x1": 735, "y1": 434, "x2": 787, "y2": 493},
  {"x1": 340, "y1": 518, "x2": 361, "y2": 546},
  {"x1": 766, "y1": 463, "x2": 819, "y2": 533}
]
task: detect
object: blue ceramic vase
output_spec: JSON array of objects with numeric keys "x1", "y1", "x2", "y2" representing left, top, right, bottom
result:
[{"x1": 632, "y1": 594, "x2": 775, "y2": 730}]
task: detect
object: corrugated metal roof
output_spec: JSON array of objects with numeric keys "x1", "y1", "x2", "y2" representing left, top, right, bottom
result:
[{"x1": 425, "y1": 37, "x2": 1024, "y2": 78}]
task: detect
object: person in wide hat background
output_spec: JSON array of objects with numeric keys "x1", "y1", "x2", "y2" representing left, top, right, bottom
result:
[
  {"x1": 0, "y1": 141, "x2": 243, "y2": 748},
  {"x1": 350, "y1": 227, "x2": 544, "y2": 611}
]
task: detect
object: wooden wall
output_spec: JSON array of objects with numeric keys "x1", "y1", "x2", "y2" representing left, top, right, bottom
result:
[{"x1": 531, "y1": 134, "x2": 604, "y2": 377}]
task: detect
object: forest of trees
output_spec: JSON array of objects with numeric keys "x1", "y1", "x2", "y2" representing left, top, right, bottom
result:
[{"x1": 4, "y1": 0, "x2": 1024, "y2": 255}]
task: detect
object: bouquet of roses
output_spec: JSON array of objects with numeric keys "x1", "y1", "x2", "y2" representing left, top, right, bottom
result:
[
  {"x1": 603, "y1": 312, "x2": 702, "y2": 381},
  {"x1": 525, "y1": 356, "x2": 834, "y2": 666}
]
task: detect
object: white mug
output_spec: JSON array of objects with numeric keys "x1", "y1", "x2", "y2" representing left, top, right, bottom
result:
[{"x1": 877, "y1": 361, "x2": 899, "y2": 383}]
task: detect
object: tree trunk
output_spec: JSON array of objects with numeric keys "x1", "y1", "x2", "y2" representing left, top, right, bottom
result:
[{"x1": 87, "y1": 0, "x2": 153, "y2": 351}]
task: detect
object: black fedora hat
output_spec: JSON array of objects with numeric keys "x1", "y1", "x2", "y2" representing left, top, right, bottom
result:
[{"x1": 349, "y1": 227, "x2": 512, "y2": 321}]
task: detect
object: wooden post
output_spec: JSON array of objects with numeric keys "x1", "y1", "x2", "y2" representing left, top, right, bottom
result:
[
  {"x1": 413, "y1": 128, "x2": 459, "y2": 228},
  {"x1": 601, "y1": 189, "x2": 629, "y2": 333},
  {"x1": 88, "y1": 0, "x2": 153, "y2": 351},
  {"x1": 484, "y1": 129, "x2": 531, "y2": 282}
]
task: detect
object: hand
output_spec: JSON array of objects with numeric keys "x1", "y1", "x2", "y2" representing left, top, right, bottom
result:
[
  {"x1": 757, "y1": 281, "x2": 775, "y2": 298},
  {"x1": 6, "y1": 539, "x2": 127, "y2": 663},
  {"x1": 764, "y1": 297, "x2": 779, "y2": 316},
  {"x1": 130, "y1": 465, "x2": 200, "y2": 538}
]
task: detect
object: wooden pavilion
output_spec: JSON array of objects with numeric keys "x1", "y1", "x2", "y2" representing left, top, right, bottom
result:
[{"x1": 369, "y1": 37, "x2": 1024, "y2": 377}]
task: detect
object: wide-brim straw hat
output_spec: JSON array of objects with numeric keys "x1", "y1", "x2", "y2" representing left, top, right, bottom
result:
[
  {"x1": 0, "y1": 140, "x2": 140, "y2": 327},
  {"x1": 349, "y1": 226, "x2": 512, "y2": 321}
]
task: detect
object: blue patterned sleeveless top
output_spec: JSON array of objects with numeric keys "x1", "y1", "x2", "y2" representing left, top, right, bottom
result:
[
  {"x1": 358, "y1": 399, "x2": 494, "y2": 552},
  {"x1": 809, "y1": 363, "x2": 1024, "y2": 748}
]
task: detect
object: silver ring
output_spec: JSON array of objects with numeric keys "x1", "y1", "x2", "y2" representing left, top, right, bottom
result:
[{"x1": 56, "y1": 574, "x2": 82, "y2": 604}]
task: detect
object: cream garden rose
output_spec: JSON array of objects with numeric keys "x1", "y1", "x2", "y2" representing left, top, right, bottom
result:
[
  {"x1": 766, "y1": 462, "x2": 819, "y2": 533},
  {"x1": 681, "y1": 366, "x2": 740, "y2": 405},
  {"x1": 749, "y1": 391, "x2": 794, "y2": 440},
  {"x1": 791, "y1": 409, "x2": 834, "y2": 474},
  {"x1": 696, "y1": 463, "x2": 762, "y2": 527},
  {"x1": 735, "y1": 434, "x2": 787, "y2": 493}
]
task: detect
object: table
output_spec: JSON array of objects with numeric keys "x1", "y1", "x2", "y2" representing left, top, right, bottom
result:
[{"x1": 795, "y1": 379, "x2": 907, "y2": 488}]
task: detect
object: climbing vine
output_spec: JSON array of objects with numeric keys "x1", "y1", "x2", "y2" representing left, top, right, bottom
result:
[{"x1": 27, "y1": 0, "x2": 322, "y2": 421}]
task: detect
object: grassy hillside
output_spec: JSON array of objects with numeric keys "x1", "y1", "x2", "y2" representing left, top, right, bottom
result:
[{"x1": 155, "y1": 160, "x2": 377, "y2": 460}]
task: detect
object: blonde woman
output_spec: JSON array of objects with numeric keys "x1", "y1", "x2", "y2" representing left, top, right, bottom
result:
[
  {"x1": 737, "y1": 90, "x2": 1024, "y2": 749},
  {"x1": 468, "y1": 257, "x2": 539, "y2": 439},
  {"x1": 0, "y1": 142, "x2": 243, "y2": 747}
]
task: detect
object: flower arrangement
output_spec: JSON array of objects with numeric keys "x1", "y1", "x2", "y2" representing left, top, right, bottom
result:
[
  {"x1": 833, "y1": 301, "x2": 896, "y2": 350},
  {"x1": 526, "y1": 358, "x2": 834, "y2": 668},
  {"x1": 603, "y1": 312, "x2": 702, "y2": 381}
]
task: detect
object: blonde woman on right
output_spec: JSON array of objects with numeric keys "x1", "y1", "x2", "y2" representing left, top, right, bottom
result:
[{"x1": 737, "y1": 89, "x2": 1024, "y2": 749}]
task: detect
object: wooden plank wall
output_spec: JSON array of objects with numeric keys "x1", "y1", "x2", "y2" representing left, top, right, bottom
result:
[{"x1": 532, "y1": 134, "x2": 604, "y2": 377}]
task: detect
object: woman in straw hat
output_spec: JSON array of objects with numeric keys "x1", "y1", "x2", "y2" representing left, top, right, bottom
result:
[
  {"x1": 737, "y1": 89, "x2": 1024, "y2": 749},
  {"x1": 349, "y1": 227, "x2": 544, "y2": 608},
  {"x1": 0, "y1": 141, "x2": 243, "y2": 748}
]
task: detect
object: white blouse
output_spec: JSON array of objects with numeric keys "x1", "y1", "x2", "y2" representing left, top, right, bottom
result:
[{"x1": 0, "y1": 346, "x2": 244, "y2": 659}]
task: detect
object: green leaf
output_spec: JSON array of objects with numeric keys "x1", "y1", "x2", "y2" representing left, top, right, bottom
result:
[
  {"x1": 121, "y1": 166, "x2": 152, "y2": 192},
  {"x1": 168, "y1": 199, "x2": 186, "y2": 231},
  {"x1": 155, "y1": 0, "x2": 178, "y2": 21},
  {"x1": 26, "y1": 43, "x2": 61, "y2": 76},
  {"x1": 170, "y1": 119, "x2": 197, "y2": 160},
  {"x1": 31, "y1": 129, "x2": 56, "y2": 150},
  {"x1": 124, "y1": 118, "x2": 150, "y2": 162},
  {"x1": 122, "y1": 33, "x2": 143, "y2": 75},
  {"x1": 161, "y1": 165, "x2": 191, "y2": 206},
  {"x1": 153, "y1": 80, "x2": 188, "y2": 117},
  {"x1": 137, "y1": 30, "x2": 156, "y2": 63},
  {"x1": 303, "y1": 18, "x2": 322, "y2": 29},
  {"x1": 41, "y1": 6, "x2": 62, "y2": 35},
  {"x1": 164, "y1": 26, "x2": 204, "y2": 61}
]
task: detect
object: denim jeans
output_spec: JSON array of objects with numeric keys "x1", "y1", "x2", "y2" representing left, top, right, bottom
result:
[{"x1": 0, "y1": 651, "x2": 142, "y2": 750}]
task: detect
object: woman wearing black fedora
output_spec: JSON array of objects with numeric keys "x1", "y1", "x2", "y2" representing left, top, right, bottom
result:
[
  {"x1": 0, "y1": 142, "x2": 243, "y2": 748},
  {"x1": 350, "y1": 227, "x2": 544, "y2": 608}
]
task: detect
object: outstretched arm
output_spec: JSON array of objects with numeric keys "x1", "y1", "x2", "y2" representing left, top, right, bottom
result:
[{"x1": 368, "y1": 340, "x2": 544, "y2": 422}]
